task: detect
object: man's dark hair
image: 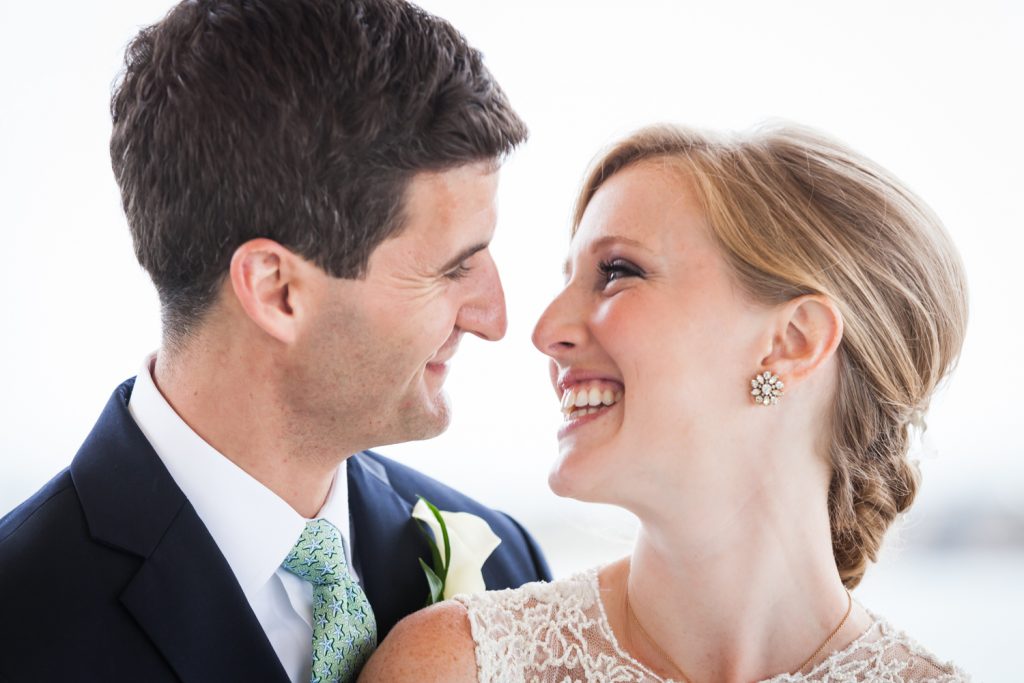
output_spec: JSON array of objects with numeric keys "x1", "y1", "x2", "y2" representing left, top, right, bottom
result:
[{"x1": 110, "y1": 0, "x2": 527, "y2": 345}]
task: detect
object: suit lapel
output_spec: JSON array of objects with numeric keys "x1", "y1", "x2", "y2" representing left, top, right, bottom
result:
[
  {"x1": 120, "y1": 506, "x2": 287, "y2": 682},
  {"x1": 347, "y1": 453, "x2": 431, "y2": 638},
  {"x1": 71, "y1": 380, "x2": 288, "y2": 683}
]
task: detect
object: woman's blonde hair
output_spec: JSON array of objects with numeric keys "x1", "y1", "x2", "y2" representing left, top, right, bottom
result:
[{"x1": 575, "y1": 124, "x2": 968, "y2": 588}]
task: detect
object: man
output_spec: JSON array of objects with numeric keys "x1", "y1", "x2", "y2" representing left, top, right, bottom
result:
[{"x1": 0, "y1": 1, "x2": 550, "y2": 681}]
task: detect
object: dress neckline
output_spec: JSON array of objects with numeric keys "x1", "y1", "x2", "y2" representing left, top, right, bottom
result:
[{"x1": 582, "y1": 566, "x2": 883, "y2": 683}]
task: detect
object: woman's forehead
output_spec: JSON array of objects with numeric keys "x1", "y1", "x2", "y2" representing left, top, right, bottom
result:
[{"x1": 569, "y1": 164, "x2": 712, "y2": 257}]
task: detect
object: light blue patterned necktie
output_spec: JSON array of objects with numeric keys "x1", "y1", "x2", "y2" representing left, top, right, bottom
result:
[{"x1": 282, "y1": 519, "x2": 377, "y2": 683}]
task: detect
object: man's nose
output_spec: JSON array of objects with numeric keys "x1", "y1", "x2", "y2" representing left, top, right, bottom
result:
[{"x1": 457, "y1": 252, "x2": 507, "y2": 341}]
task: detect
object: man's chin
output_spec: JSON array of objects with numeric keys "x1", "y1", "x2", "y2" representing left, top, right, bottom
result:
[
  {"x1": 424, "y1": 393, "x2": 453, "y2": 435},
  {"x1": 400, "y1": 393, "x2": 452, "y2": 443}
]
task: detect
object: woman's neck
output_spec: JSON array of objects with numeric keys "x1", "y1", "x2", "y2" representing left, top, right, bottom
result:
[{"x1": 607, "y1": 486, "x2": 872, "y2": 682}]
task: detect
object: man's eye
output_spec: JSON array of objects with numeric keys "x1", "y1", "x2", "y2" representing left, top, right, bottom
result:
[
  {"x1": 445, "y1": 263, "x2": 472, "y2": 281},
  {"x1": 597, "y1": 258, "x2": 644, "y2": 286}
]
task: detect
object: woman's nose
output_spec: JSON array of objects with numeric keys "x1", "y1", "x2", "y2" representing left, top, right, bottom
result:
[{"x1": 531, "y1": 285, "x2": 587, "y2": 358}]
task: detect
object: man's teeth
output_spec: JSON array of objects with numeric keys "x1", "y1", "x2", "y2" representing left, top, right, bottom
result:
[{"x1": 560, "y1": 383, "x2": 624, "y2": 418}]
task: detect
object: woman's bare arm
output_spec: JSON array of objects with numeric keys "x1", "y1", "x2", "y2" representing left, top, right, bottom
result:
[{"x1": 358, "y1": 600, "x2": 478, "y2": 683}]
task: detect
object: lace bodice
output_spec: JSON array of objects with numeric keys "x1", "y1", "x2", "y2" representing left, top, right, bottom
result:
[{"x1": 454, "y1": 568, "x2": 969, "y2": 683}]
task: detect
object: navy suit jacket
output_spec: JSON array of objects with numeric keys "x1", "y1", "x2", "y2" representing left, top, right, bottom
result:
[{"x1": 0, "y1": 379, "x2": 551, "y2": 682}]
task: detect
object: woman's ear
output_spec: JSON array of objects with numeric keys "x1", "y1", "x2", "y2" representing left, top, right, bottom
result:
[
  {"x1": 759, "y1": 294, "x2": 844, "y2": 387},
  {"x1": 228, "y1": 238, "x2": 306, "y2": 345}
]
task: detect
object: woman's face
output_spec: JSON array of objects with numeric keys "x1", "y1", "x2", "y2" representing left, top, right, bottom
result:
[{"x1": 532, "y1": 162, "x2": 775, "y2": 513}]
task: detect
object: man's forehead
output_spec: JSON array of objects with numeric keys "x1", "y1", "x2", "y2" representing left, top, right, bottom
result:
[
  {"x1": 369, "y1": 164, "x2": 499, "y2": 273},
  {"x1": 409, "y1": 158, "x2": 501, "y2": 186}
]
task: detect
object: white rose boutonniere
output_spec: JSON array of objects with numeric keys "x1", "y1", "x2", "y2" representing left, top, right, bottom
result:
[{"x1": 412, "y1": 496, "x2": 501, "y2": 604}]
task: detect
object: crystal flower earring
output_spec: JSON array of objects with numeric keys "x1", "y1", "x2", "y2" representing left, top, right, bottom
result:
[{"x1": 751, "y1": 370, "x2": 784, "y2": 406}]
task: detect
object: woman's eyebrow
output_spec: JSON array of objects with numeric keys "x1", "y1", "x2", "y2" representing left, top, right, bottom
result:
[{"x1": 588, "y1": 235, "x2": 651, "y2": 253}]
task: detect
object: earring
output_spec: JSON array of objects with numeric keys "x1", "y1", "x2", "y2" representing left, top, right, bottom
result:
[{"x1": 751, "y1": 370, "x2": 784, "y2": 406}]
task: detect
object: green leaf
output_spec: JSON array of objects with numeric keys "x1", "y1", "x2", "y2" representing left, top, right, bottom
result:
[
  {"x1": 419, "y1": 497, "x2": 451, "y2": 582},
  {"x1": 419, "y1": 557, "x2": 444, "y2": 606},
  {"x1": 413, "y1": 508, "x2": 444, "y2": 573}
]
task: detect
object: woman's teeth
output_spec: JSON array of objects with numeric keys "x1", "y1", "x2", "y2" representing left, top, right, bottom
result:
[{"x1": 560, "y1": 382, "x2": 623, "y2": 419}]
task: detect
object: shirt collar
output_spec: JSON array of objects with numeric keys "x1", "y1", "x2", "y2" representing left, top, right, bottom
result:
[{"x1": 127, "y1": 353, "x2": 352, "y2": 600}]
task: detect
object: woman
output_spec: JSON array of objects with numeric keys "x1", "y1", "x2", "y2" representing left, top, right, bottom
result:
[{"x1": 359, "y1": 123, "x2": 970, "y2": 682}]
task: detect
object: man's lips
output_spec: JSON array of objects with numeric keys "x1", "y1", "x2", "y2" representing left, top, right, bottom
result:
[
  {"x1": 426, "y1": 358, "x2": 451, "y2": 373},
  {"x1": 427, "y1": 333, "x2": 462, "y2": 370},
  {"x1": 427, "y1": 352, "x2": 455, "y2": 368}
]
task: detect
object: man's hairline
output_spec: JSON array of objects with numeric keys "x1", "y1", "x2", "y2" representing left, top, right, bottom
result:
[{"x1": 158, "y1": 154, "x2": 509, "y2": 347}]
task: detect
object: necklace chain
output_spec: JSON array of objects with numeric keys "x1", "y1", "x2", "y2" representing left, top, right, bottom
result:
[
  {"x1": 794, "y1": 588, "x2": 853, "y2": 673},
  {"x1": 624, "y1": 583, "x2": 854, "y2": 682},
  {"x1": 625, "y1": 584, "x2": 692, "y2": 683}
]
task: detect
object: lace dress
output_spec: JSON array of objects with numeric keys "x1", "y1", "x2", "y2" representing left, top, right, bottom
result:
[{"x1": 454, "y1": 568, "x2": 969, "y2": 683}]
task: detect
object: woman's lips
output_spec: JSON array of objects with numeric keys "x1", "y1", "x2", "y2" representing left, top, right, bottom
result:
[
  {"x1": 557, "y1": 400, "x2": 620, "y2": 438},
  {"x1": 556, "y1": 370, "x2": 624, "y2": 397}
]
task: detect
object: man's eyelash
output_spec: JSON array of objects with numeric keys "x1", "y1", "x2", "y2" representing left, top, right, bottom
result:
[{"x1": 445, "y1": 264, "x2": 472, "y2": 281}]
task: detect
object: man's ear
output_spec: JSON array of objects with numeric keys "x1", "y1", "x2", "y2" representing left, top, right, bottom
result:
[
  {"x1": 229, "y1": 238, "x2": 307, "y2": 345},
  {"x1": 759, "y1": 294, "x2": 844, "y2": 387}
]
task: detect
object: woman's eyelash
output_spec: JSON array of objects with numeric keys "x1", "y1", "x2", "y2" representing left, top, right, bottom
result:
[{"x1": 597, "y1": 258, "x2": 644, "y2": 284}]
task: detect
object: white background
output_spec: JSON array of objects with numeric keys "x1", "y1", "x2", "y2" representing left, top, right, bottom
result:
[{"x1": 1, "y1": 1, "x2": 1022, "y2": 680}]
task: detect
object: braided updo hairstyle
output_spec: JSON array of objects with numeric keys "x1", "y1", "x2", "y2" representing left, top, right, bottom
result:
[{"x1": 573, "y1": 124, "x2": 968, "y2": 588}]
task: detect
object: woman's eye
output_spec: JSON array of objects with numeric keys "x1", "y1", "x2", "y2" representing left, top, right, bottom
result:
[{"x1": 597, "y1": 258, "x2": 644, "y2": 286}]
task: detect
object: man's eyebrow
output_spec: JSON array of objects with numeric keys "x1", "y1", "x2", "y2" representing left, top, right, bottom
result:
[
  {"x1": 561, "y1": 235, "x2": 652, "y2": 278},
  {"x1": 439, "y1": 242, "x2": 489, "y2": 273}
]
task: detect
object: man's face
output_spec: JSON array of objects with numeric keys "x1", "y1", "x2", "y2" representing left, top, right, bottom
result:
[{"x1": 286, "y1": 161, "x2": 506, "y2": 453}]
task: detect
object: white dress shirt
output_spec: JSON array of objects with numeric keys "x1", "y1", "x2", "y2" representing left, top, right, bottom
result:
[{"x1": 127, "y1": 354, "x2": 357, "y2": 683}]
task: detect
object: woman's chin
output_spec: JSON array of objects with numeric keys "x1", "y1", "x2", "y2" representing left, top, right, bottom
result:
[
  {"x1": 547, "y1": 450, "x2": 616, "y2": 503},
  {"x1": 547, "y1": 464, "x2": 576, "y2": 498}
]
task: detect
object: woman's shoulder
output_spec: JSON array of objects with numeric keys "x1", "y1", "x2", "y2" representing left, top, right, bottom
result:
[
  {"x1": 359, "y1": 571, "x2": 601, "y2": 683},
  {"x1": 454, "y1": 567, "x2": 599, "y2": 615},
  {"x1": 869, "y1": 616, "x2": 971, "y2": 682},
  {"x1": 358, "y1": 600, "x2": 477, "y2": 683},
  {"x1": 452, "y1": 569, "x2": 614, "y2": 681},
  {"x1": 798, "y1": 612, "x2": 971, "y2": 683}
]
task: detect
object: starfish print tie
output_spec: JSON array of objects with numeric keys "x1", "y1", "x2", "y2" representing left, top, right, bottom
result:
[{"x1": 282, "y1": 519, "x2": 377, "y2": 683}]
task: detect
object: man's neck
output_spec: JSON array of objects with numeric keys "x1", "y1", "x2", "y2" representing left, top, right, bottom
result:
[{"x1": 152, "y1": 345, "x2": 343, "y2": 518}]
